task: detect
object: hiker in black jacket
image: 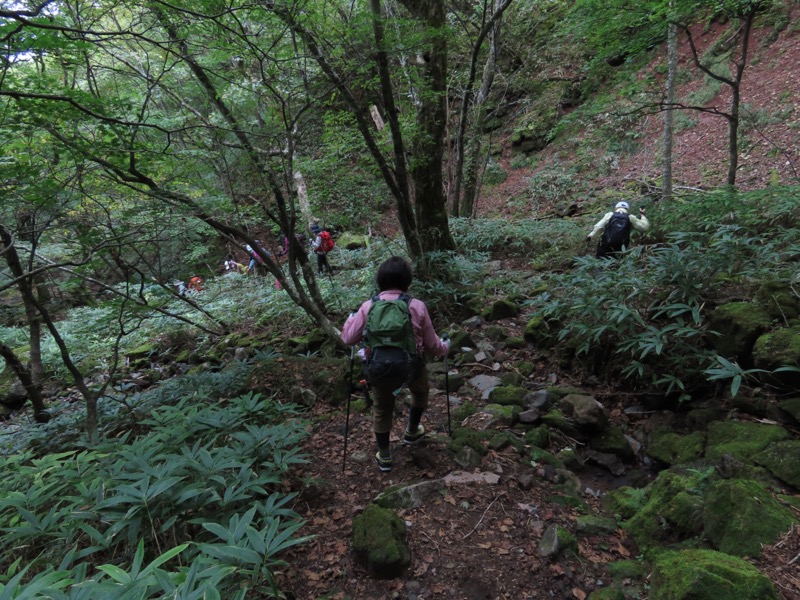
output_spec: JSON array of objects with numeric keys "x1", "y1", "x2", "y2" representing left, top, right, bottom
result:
[{"x1": 586, "y1": 201, "x2": 650, "y2": 258}]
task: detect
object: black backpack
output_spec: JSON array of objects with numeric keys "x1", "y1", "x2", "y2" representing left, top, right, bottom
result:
[
  {"x1": 363, "y1": 294, "x2": 416, "y2": 390},
  {"x1": 600, "y1": 211, "x2": 631, "y2": 253}
]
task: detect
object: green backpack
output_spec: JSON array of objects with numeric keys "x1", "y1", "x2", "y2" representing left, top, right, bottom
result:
[{"x1": 363, "y1": 294, "x2": 416, "y2": 388}]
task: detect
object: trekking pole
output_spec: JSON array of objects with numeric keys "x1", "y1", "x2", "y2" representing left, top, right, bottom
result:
[
  {"x1": 342, "y1": 345, "x2": 355, "y2": 473},
  {"x1": 442, "y1": 333, "x2": 452, "y2": 436}
]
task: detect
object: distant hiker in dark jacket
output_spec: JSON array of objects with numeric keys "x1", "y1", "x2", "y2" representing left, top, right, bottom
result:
[
  {"x1": 341, "y1": 256, "x2": 450, "y2": 473},
  {"x1": 587, "y1": 201, "x2": 650, "y2": 258}
]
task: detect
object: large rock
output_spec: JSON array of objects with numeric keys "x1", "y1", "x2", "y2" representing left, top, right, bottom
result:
[
  {"x1": 752, "y1": 325, "x2": 800, "y2": 389},
  {"x1": 558, "y1": 394, "x2": 608, "y2": 433},
  {"x1": 707, "y1": 302, "x2": 772, "y2": 364},
  {"x1": 753, "y1": 440, "x2": 800, "y2": 488},
  {"x1": 649, "y1": 549, "x2": 779, "y2": 600},
  {"x1": 705, "y1": 420, "x2": 790, "y2": 461},
  {"x1": 702, "y1": 478, "x2": 797, "y2": 557},
  {"x1": 647, "y1": 430, "x2": 705, "y2": 466},
  {"x1": 755, "y1": 279, "x2": 800, "y2": 320},
  {"x1": 336, "y1": 232, "x2": 370, "y2": 250},
  {"x1": 482, "y1": 299, "x2": 519, "y2": 321},
  {"x1": 352, "y1": 504, "x2": 411, "y2": 579}
]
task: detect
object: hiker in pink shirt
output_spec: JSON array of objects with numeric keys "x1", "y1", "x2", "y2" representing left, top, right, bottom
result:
[{"x1": 342, "y1": 256, "x2": 449, "y2": 472}]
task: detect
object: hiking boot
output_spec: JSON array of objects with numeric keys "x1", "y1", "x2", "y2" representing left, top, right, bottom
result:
[
  {"x1": 374, "y1": 452, "x2": 392, "y2": 472},
  {"x1": 402, "y1": 424, "x2": 425, "y2": 445}
]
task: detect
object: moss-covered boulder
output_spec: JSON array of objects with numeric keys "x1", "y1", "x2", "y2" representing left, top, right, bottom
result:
[
  {"x1": 523, "y1": 425, "x2": 550, "y2": 449},
  {"x1": 708, "y1": 302, "x2": 773, "y2": 364},
  {"x1": 352, "y1": 504, "x2": 411, "y2": 578},
  {"x1": 576, "y1": 514, "x2": 618, "y2": 536},
  {"x1": 589, "y1": 426, "x2": 635, "y2": 462},
  {"x1": 482, "y1": 299, "x2": 519, "y2": 321},
  {"x1": 484, "y1": 325, "x2": 508, "y2": 341},
  {"x1": 558, "y1": 394, "x2": 608, "y2": 433},
  {"x1": 524, "y1": 315, "x2": 554, "y2": 346},
  {"x1": 448, "y1": 428, "x2": 491, "y2": 457},
  {"x1": 752, "y1": 325, "x2": 800, "y2": 389},
  {"x1": 649, "y1": 549, "x2": 778, "y2": 600},
  {"x1": 488, "y1": 385, "x2": 527, "y2": 406},
  {"x1": 336, "y1": 232, "x2": 370, "y2": 250},
  {"x1": 705, "y1": 420, "x2": 790, "y2": 461},
  {"x1": 448, "y1": 329, "x2": 475, "y2": 351},
  {"x1": 755, "y1": 279, "x2": 800, "y2": 320},
  {"x1": 775, "y1": 397, "x2": 800, "y2": 425},
  {"x1": 540, "y1": 408, "x2": 579, "y2": 437},
  {"x1": 754, "y1": 440, "x2": 800, "y2": 488},
  {"x1": 482, "y1": 403, "x2": 522, "y2": 427},
  {"x1": 647, "y1": 430, "x2": 705, "y2": 466},
  {"x1": 603, "y1": 486, "x2": 646, "y2": 520},
  {"x1": 703, "y1": 478, "x2": 797, "y2": 557},
  {"x1": 624, "y1": 469, "x2": 711, "y2": 548}
]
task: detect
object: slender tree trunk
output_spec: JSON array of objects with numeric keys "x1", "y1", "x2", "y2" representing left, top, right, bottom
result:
[
  {"x1": 662, "y1": 9, "x2": 677, "y2": 201},
  {"x1": 453, "y1": 0, "x2": 512, "y2": 218}
]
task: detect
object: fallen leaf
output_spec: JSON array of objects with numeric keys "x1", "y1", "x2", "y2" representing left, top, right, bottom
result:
[{"x1": 572, "y1": 588, "x2": 586, "y2": 599}]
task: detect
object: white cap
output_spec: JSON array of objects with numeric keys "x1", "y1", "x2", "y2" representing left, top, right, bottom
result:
[{"x1": 615, "y1": 201, "x2": 630, "y2": 210}]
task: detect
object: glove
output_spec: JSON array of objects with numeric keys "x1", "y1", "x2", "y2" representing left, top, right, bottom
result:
[
  {"x1": 585, "y1": 235, "x2": 592, "y2": 242},
  {"x1": 357, "y1": 348, "x2": 367, "y2": 361},
  {"x1": 440, "y1": 337, "x2": 451, "y2": 352}
]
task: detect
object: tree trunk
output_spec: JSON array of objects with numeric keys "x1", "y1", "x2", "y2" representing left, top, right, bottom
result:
[
  {"x1": 400, "y1": 0, "x2": 455, "y2": 252},
  {"x1": 0, "y1": 343, "x2": 50, "y2": 422},
  {"x1": 662, "y1": 9, "x2": 677, "y2": 201}
]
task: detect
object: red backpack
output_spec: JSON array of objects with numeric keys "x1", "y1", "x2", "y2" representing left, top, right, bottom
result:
[{"x1": 319, "y1": 230, "x2": 334, "y2": 253}]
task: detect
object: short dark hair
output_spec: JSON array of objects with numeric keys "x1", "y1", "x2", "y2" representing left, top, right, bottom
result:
[{"x1": 376, "y1": 256, "x2": 412, "y2": 292}]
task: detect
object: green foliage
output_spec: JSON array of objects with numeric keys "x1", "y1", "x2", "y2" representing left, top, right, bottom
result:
[
  {"x1": 526, "y1": 188, "x2": 800, "y2": 397},
  {"x1": 0, "y1": 388, "x2": 309, "y2": 598}
]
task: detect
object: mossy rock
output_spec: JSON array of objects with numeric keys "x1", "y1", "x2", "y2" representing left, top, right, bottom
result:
[
  {"x1": 488, "y1": 385, "x2": 527, "y2": 406},
  {"x1": 705, "y1": 420, "x2": 790, "y2": 461},
  {"x1": 752, "y1": 325, "x2": 800, "y2": 389},
  {"x1": 488, "y1": 431, "x2": 525, "y2": 454},
  {"x1": 484, "y1": 325, "x2": 508, "y2": 341},
  {"x1": 523, "y1": 425, "x2": 550, "y2": 449},
  {"x1": 589, "y1": 426, "x2": 635, "y2": 462},
  {"x1": 336, "y1": 232, "x2": 370, "y2": 250},
  {"x1": 775, "y1": 397, "x2": 800, "y2": 425},
  {"x1": 576, "y1": 515, "x2": 618, "y2": 536},
  {"x1": 352, "y1": 504, "x2": 411, "y2": 579},
  {"x1": 126, "y1": 342, "x2": 157, "y2": 358},
  {"x1": 624, "y1": 470, "x2": 714, "y2": 549},
  {"x1": 753, "y1": 440, "x2": 800, "y2": 489},
  {"x1": 755, "y1": 279, "x2": 800, "y2": 320},
  {"x1": 448, "y1": 428, "x2": 491, "y2": 456},
  {"x1": 703, "y1": 478, "x2": 798, "y2": 557},
  {"x1": 524, "y1": 315, "x2": 555, "y2": 346},
  {"x1": 647, "y1": 430, "x2": 705, "y2": 466},
  {"x1": 448, "y1": 329, "x2": 475, "y2": 350},
  {"x1": 587, "y1": 588, "x2": 626, "y2": 600},
  {"x1": 540, "y1": 408, "x2": 578, "y2": 437},
  {"x1": 530, "y1": 446, "x2": 563, "y2": 468},
  {"x1": 650, "y1": 548, "x2": 778, "y2": 600},
  {"x1": 499, "y1": 372, "x2": 524, "y2": 387},
  {"x1": 707, "y1": 302, "x2": 773, "y2": 364},
  {"x1": 482, "y1": 403, "x2": 522, "y2": 426},
  {"x1": 482, "y1": 299, "x2": 519, "y2": 321},
  {"x1": 516, "y1": 360, "x2": 535, "y2": 377},
  {"x1": 503, "y1": 336, "x2": 527, "y2": 350},
  {"x1": 605, "y1": 559, "x2": 649, "y2": 581},
  {"x1": 603, "y1": 486, "x2": 647, "y2": 520}
]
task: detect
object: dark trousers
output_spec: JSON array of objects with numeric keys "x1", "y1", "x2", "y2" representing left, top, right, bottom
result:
[{"x1": 316, "y1": 252, "x2": 333, "y2": 274}]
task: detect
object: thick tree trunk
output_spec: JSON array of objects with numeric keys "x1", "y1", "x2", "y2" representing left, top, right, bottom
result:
[{"x1": 401, "y1": 0, "x2": 455, "y2": 252}]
